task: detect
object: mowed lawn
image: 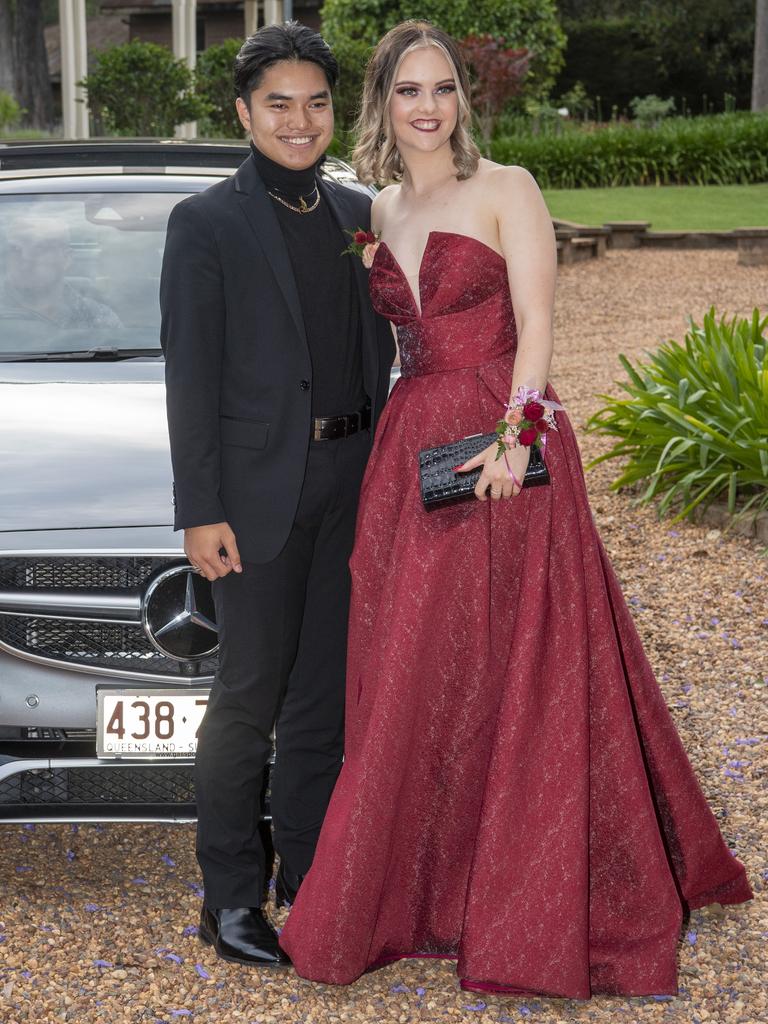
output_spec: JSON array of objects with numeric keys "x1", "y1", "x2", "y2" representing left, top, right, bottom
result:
[{"x1": 542, "y1": 183, "x2": 768, "y2": 231}]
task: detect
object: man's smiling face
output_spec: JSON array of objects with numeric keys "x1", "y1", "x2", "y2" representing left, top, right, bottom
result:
[{"x1": 236, "y1": 60, "x2": 334, "y2": 170}]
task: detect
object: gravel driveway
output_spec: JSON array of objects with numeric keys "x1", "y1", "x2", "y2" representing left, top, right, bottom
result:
[{"x1": 1, "y1": 248, "x2": 765, "y2": 1024}]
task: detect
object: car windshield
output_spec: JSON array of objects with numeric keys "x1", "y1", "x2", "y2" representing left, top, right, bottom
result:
[{"x1": 0, "y1": 192, "x2": 191, "y2": 358}]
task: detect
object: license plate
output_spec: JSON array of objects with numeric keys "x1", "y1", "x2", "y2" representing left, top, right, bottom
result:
[{"x1": 96, "y1": 687, "x2": 210, "y2": 759}]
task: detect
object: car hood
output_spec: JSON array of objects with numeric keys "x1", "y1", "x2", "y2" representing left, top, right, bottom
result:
[{"x1": 0, "y1": 360, "x2": 175, "y2": 532}]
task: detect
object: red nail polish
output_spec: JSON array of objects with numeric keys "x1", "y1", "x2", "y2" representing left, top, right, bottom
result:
[{"x1": 452, "y1": 465, "x2": 463, "y2": 471}]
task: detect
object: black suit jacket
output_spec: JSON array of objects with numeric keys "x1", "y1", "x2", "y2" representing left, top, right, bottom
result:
[{"x1": 160, "y1": 156, "x2": 395, "y2": 563}]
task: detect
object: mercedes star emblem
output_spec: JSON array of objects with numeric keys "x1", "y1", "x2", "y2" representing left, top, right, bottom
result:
[{"x1": 142, "y1": 564, "x2": 219, "y2": 661}]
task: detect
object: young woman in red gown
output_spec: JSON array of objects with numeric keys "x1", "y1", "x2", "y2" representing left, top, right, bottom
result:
[{"x1": 279, "y1": 20, "x2": 752, "y2": 998}]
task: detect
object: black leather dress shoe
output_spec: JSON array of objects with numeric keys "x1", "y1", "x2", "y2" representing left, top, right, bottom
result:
[
  {"x1": 198, "y1": 906, "x2": 291, "y2": 967},
  {"x1": 275, "y1": 862, "x2": 305, "y2": 907}
]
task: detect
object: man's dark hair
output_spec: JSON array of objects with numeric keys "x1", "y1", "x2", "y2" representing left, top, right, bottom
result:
[{"x1": 234, "y1": 22, "x2": 339, "y2": 103}]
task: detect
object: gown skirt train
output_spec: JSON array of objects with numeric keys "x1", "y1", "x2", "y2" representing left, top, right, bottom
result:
[{"x1": 279, "y1": 231, "x2": 752, "y2": 998}]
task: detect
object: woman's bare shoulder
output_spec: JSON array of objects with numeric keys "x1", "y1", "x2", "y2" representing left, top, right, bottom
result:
[
  {"x1": 371, "y1": 183, "x2": 400, "y2": 229},
  {"x1": 478, "y1": 159, "x2": 541, "y2": 199}
]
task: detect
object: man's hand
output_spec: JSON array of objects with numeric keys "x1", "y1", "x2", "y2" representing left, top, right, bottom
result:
[{"x1": 184, "y1": 522, "x2": 242, "y2": 581}]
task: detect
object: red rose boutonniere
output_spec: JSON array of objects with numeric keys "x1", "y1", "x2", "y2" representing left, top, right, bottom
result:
[{"x1": 342, "y1": 227, "x2": 381, "y2": 268}]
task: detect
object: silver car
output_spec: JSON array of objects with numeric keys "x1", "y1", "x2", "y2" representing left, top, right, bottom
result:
[{"x1": 0, "y1": 140, "x2": 383, "y2": 824}]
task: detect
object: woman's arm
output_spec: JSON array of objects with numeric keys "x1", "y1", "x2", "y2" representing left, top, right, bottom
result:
[
  {"x1": 498, "y1": 165, "x2": 557, "y2": 398},
  {"x1": 460, "y1": 166, "x2": 557, "y2": 500}
]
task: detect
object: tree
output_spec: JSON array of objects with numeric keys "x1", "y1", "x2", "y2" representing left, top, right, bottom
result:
[
  {"x1": 82, "y1": 40, "x2": 209, "y2": 137},
  {"x1": 754, "y1": 0, "x2": 768, "y2": 110},
  {"x1": 555, "y1": 0, "x2": 755, "y2": 115},
  {"x1": 195, "y1": 39, "x2": 244, "y2": 138},
  {"x1": 10, "y1": 0, "x2": 53, "y2": 130},
  {"x1": 321, "y1": 0, "x2": 565, "y2": 135},
  {"x1": 0, "y1": 1, "x2": 14, "y2": 97},
  {"x1": 461, "y1": 36, "x2": 531, "y2": 147}
]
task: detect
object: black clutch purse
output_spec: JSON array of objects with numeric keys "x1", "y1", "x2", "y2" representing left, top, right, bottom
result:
[{"x1": 419, "y1": 432, "x2": 550, "y2": 508}]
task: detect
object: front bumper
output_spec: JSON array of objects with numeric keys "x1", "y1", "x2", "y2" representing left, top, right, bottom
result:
[{"x1": 0, "y1": 754, "x2": 197, "y2": 823}]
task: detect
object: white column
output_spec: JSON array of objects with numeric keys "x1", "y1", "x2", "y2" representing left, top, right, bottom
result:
[
  {"x1": 264, "y1": 0, "x2": 284, "y2": 27},
  {"x1": 59, "y1": 0, "x2": 90, "y2": 138},
  {"x1": 172, "y1": 0, "x2": 197, "y2": 139},
  {"x1": 244, "y1": 0, "x2": 259, "y2": 36}
]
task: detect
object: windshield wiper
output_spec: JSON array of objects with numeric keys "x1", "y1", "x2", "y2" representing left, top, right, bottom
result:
[{"x1": 0, "y1": 348, "x2": 163, "y2": 362}]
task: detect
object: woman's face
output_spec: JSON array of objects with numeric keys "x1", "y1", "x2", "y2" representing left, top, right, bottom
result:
[{"x1": 388, "y1": 45, "x2": 459, "y2": 159}]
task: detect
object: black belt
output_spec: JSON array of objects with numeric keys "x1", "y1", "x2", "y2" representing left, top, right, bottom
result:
[{"x1": 312, "y1": 404, "x2": 371, "y2": 441}]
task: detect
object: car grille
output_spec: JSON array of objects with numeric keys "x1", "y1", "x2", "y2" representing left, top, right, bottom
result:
[
  {"x1": 0, "y1": 555, "x2": 217, "y2": 679},
  {"x1": 0, "y1": 764, "x2": 196, "y2": 810},
  {"x1": 0, "y1": 616, "x2": 214, "y2": 676},
  {"x1": 0, "y1": 556, "x2": 160, "y2": 590}
]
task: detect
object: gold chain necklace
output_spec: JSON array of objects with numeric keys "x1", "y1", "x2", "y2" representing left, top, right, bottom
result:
[{"x1": 267, "y1": 186, "x2": 320, "y2": 214}]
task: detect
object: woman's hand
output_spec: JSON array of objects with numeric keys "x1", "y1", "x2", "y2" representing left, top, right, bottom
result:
[{"x1": 457, "y1": 442, "x2": 531, "y2": 501}]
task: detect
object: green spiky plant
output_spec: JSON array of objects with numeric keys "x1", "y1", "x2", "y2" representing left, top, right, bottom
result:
[{"x1": 586, "y1": 308, "x2": 768, "y2": 523}]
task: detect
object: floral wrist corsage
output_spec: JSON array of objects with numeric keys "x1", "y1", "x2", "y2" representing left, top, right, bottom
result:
[
  {"x1": 494, "y1": 386, "x2": 563, "y2": 460},
  {"x1": 342, "y1": 227, "x2": 381, "y2": 268}
]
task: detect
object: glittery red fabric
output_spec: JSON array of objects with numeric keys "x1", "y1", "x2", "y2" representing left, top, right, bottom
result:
[{"x1": 280, "y1": 231, "x2": 752, "y2": 997}]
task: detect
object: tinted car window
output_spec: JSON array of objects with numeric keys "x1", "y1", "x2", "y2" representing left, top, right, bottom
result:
[{"x1": 0, "y1": 193, "x2": 191, "y2": 355}]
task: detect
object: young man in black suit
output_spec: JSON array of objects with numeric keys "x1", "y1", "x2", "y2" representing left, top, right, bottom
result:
[{"x1": 160, "y1": 23, "x2": 395, "y2": 967}]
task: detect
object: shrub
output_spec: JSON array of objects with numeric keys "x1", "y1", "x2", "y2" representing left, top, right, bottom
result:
[
  {"x1": 586, "y1": 309, "x2": 768, "y2": 523},
  {"x1": 0, "y1": 90, "x2": 22, "y2": 134},
  {"x1": 321, "y1": 0, "x2": 565, "y2": 135},
  {"x1": 195, "y1": 39, "x2": 244, "y2": 139},
  {"x1": 629, "y1": 94, "x2": 675, "y2": 128},
  {"x1": 490, "y1": 112, "x2": 768, "y2": 188},
  {"x1": 82, "y1": 40, "x2": 209, "y2": 136}
]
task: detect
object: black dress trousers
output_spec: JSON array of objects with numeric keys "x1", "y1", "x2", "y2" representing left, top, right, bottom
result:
[{"x1": 194, "y1": 429, "x2": 370, "y2": 909}]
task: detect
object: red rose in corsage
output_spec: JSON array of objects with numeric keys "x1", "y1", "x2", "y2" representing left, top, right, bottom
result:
[
  {"x1": 494, "y1": 385, "x2": 564, "y2": 463},
  {"x1": 343, "y1": 227, "x2": 381, "y2": 268},
  {"x1": 522, "y1": 401, "x2": 545, "y2": 422},
  {"x1": 518, "y1": 426, "x2": 539, "y2": 447}
]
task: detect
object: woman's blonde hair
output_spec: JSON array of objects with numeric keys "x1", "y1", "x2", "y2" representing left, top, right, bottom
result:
[{"x1": 352, "y1": 20, "x2": 480, "y2": 185}]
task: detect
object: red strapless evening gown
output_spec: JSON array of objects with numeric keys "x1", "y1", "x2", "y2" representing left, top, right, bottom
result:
[{"x1": 279, "y1": 231, "x2": 751, "y2": 998}]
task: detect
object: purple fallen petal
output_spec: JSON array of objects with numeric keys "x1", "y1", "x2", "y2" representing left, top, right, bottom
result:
[
  {"x1": 194, "y1": 963, "x2": 210, "y2": 979},
  {"x1": 21, "y1": 971, "x2": 31, "y2": 979},
  {"x1": 686, "y1": 930, "x2": 697, "y2": 945},
  {"x1": 84, "y1": 903, "x2": 100, "y2": 912},
  {"x1": 651, "y1": 995, "x2": 674, "y2": 1002},
  {"x1": 170, "y1": 1012, "x2": 192, "y2": 1017},
  {"x1": 724, "y1": 769, "x2": 744, "y2": 780},
  {"x1": 93, "y1": 959, "x2": 113, "y2": 968},
  {"x1": 0, "y1": 935, "x2": 6, "y2": 943},
  {"x1": 162, "y1": 854, "x2": 176, "y2": 867},
  {"x1": 131, "y1": 877, "x2": 148, "y2": 885},
  {"x1": 15, "y1": 866, "x2": 32, "y2": 873},
  {"x1": 463, "y1": 1001, "x2": 487, "y2": 1011},
  {"x1": 390, "y1": 983, "x2": 409, "y2": 993},
  {"x1": 165, "y1": 954, "x2": 183, "y2": 964},
  {"x1": 734, "y1": 737, "x2": 761, "y2": 746},
  {"x1": 65, "y1": 850, "x2": 76, "y2": 862},
  {"x1": 415, "y1": 987, "x2": 426, "y2": 996},
  {"x1": 288, "y1": 994, "x2": 300, "y2": 1003},
  {"x1": 520, "y1": 1010, "x2": 532, "y2": 1019},
  {"x1": 182, "y1": 925, "x2": 198, "y2": 937}
]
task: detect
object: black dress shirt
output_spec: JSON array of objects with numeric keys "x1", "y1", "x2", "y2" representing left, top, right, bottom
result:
[{"x1": 250, "y1": 144, "x2": 366, "y2": 417}]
